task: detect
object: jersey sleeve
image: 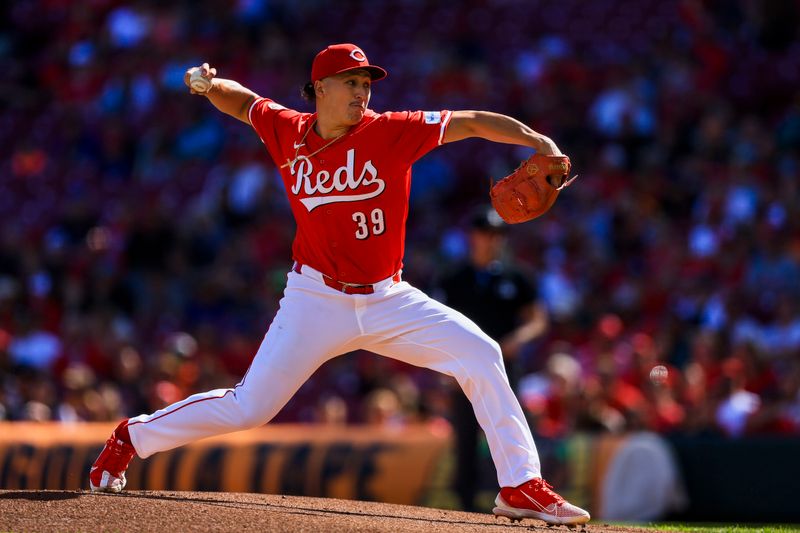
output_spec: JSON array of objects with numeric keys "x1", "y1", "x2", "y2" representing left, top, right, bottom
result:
[
  {"x1": 385, "y1": 110, "x2": 453, "y2": 163},
  {"x1": 247, "y1": 97, "x2": 302, "y2": 164}
]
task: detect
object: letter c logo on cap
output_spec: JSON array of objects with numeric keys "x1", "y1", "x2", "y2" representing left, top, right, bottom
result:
[{"x1": 349, "y1": 49, "x2": 367, "y2": 62}]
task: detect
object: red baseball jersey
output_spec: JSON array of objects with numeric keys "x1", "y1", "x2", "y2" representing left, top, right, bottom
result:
[{"x1": 248, "y1": 97, "x2": 452, "y2": 284}]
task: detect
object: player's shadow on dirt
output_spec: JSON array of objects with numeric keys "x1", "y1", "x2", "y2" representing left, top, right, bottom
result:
[{"x1": 0, "y1": 491, "x2": 81, "y2": 501}]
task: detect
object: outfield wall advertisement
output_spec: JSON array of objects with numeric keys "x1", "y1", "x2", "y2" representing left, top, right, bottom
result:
[{"x1": 0, "y1": 423, "x2": 450, "y2": 506}]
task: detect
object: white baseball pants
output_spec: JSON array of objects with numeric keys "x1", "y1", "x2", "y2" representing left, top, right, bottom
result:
[{"x1": 128, "y1": 264, "x2": 540, "y2": 487}]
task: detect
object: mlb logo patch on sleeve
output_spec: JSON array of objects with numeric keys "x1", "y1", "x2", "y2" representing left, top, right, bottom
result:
[
  {"x1": 268, "y1": 102, "x2": 287, "y2": 110},
  {"x1": 424, "y1": 111, "x2": 441, "y2": 124}
]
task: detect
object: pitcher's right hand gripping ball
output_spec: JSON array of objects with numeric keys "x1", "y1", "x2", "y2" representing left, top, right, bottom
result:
[
  {"x1": 490, "y1": 153, "x2": 578, "y2": 223},
  {"x1": 184, "y1": 63, "x2": 216, "y2": 94}
]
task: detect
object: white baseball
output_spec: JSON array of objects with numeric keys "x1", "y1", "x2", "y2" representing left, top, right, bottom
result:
[{"x1": 190, "y1": 70, "x2": 212, "y2": 93}]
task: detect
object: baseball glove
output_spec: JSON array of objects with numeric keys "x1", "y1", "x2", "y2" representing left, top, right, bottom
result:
[{"x1": 490, "y1": 153, "x2": 577, "y2": 223}]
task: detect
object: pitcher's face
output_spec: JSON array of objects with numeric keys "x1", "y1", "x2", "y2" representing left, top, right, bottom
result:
[{"x1": 317, "y1": 71, "x2": 372, "y2": 127}]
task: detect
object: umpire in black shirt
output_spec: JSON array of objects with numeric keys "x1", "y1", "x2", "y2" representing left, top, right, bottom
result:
[{"x1": 435, "y1": 206, "x2": 549, "y2": 512}]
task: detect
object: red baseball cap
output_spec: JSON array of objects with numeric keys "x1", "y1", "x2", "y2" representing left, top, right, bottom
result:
[{"x1": 311, "y1": 43, "x2": 388, "y2": 82}]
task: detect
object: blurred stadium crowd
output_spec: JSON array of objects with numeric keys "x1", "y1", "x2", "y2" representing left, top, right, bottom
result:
[{"x1": 1, "y1": 0, "x2": 799, "y2": 439}]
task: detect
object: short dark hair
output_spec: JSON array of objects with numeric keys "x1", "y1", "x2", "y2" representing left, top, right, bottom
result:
[{"x1": 301, "y1": 82, "x2": 315, "y2": 102}]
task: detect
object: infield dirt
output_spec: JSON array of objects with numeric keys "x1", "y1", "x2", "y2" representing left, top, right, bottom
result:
[{"x1": 0, "y1": 490, "x2": 669, "y2": 533}]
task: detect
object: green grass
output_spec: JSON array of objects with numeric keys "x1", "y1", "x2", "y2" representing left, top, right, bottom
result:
[{"x1": 640, "y1": 524, "x2": 800, "y2": 533}]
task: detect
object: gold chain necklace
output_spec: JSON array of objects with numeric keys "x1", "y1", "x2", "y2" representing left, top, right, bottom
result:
[{"x1": 280, "y1": 120, "x2": 346, "y2": 169}]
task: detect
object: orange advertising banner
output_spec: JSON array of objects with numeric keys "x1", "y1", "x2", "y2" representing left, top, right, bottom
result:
[{"x1": 0, "y1": 423, "x2": 452, "y2": 505}]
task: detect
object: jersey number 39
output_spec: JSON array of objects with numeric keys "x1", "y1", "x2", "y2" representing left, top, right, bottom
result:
[{"x1": 352, "y1": 209, "x2": 385, "y2": 240}]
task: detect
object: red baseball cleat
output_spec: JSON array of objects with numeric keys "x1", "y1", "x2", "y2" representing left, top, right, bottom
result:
[
  {"x1": 89, "y1": 423, "x2": 136, "y2": 493},
  {"x1": 493, "y1": 478, "x2": 590, "y2": 525}
]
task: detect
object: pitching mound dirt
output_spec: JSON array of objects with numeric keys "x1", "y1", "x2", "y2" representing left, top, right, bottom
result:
[{"x1": 0, "y1": 490, "x2": 667, "y2": 533}]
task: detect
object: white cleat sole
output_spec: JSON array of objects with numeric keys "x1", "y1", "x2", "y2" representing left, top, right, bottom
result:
[
  {"x1": 89, "y1": 484, "x2": 123, "y2": 493},
  {"x1": 492, "y1": 502, "x2": 590, "y2": 526},
  {"x1": 89, "y1": 470, "x2": 126, "y2": 493}
]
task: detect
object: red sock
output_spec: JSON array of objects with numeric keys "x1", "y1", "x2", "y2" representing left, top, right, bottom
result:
[{"x1": 114, "y1": 419, "x2": 132, "y2": 445}]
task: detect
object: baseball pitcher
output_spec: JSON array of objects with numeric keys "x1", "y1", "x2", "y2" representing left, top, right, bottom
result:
[{"x1": 89, "y1": 43, "x2": 588, "y2": 526}]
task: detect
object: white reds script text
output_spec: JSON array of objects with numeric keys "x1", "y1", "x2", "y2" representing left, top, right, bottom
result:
[{"x1": 290, "y1": 148, "x2": 385, "y2": 212}]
